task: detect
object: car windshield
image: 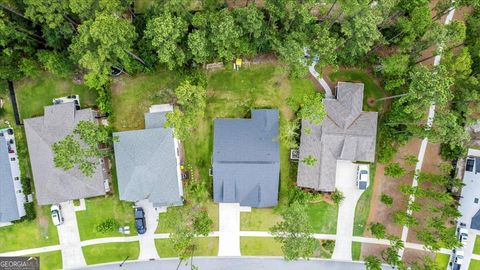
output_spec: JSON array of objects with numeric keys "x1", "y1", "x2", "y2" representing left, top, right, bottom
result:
[
  {"x1": 52, "y1": 211, "x2": 58, "y2": 218},
  {"x1": 360, "y1": 170, "x2": 368, "y2": 174},
  {"x1": 135, "y1": 219, "x2": 144, "y2": 228}
]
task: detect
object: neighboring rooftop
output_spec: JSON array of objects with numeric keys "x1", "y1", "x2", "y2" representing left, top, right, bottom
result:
[
  {"x1": 0, "y1": 128, "x2": 25, "y2": 222},
  {"x1": 24, "y1": 103, "x2": 106, "y2": 205},
  {"x1": 297, "y1": 82, "x2": 378, "y2": 192},
  {"x1": 459, "y1": 149, "x2": 480, "y2": 230},
  {"x1": 113, "y1": 104, "x2": 183, "y2": 207},
  {"x1": 213, "y1": 109, "x2": 280, "y2": 208}
]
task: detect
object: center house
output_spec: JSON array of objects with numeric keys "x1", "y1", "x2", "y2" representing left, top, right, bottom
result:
[
  {"x1": 212, "y1": 109, "x2": 280, "y2": 208},
  {"x1": 113, "y1": 104, "x2": 183, "y2": 207}
]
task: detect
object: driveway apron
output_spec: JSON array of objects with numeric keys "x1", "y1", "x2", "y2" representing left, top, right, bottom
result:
[
  {"x1": 136, "y1": 199, "x2": 161, "y2": 260},
  {"x1": 57, "y1": 201, "x2": 86, "y2": 269},
  {"x1": 218, "y1": 203, "x2": 241, "y2": 256}
]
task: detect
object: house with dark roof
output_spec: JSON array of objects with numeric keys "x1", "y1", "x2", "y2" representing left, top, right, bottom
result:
[
  {"x1": 297, "y1": 82, "x2": 378, "y2": 192},
  {"x1": 213, "y1": 109, "x2": 280, "y2": 208},
  {"x1": 113, "y1": 104, "x2": 183, "y2": 207},
  {"x1": 24, "y1": 103, "x2": 106, "y2": 205},
  {"x1": 0, "y1": 128, "x2": 26, "y2": 223}
]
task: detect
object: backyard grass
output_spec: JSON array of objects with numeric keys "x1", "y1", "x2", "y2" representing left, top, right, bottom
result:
[
  {"x1": 0, "y1": 205, "x2": 59, "y2": 253},
  {"x1": 470, "y1": 259, "x2": 480, "y2": 270},
  {"x1": 111, "y1": 68, "x2": 183, "y2": 131},
  {"x1": 15, "y1": 72, "x2": 97, "y2": 119},
  {"x1": 352, "y1": 242, "x2": 361, "y2": 261},
  {"x1": 474, "y1": 235, "x2": 480, "y2": 254},
  {"x1": 306, "y1": 202, "x2": 338, "y2": 234},
  {"x1": 353, "y1": 163, "x2": 377, "y2": 236},
  {"x1": 76, "y1": 194, "x2": 135, "y2": 240},
  {"x1": 155, "y1": 237, "x2": 219, "y2": 257},
  {"x1": 435, "y1": 253, "x2": 450, "y2": 269},
  {"x1": 82, "y1": 241, "x2": 140, "y2": 265},
  {"x1": 27, "y1": 251, "x2": 62, "y2": 270},
  {"x1": 156, "y1": 201, "x2": 219, "y2": 233},
  {"x1": 328, "y1": 70, "x2": 386, "y2": 112}
]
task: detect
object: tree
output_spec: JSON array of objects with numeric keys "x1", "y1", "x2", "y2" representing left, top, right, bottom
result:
[
  {"x1": 274, "y1": 32, "x2": 308, "y2": 78},
  {"x1": 381, "y1": 53, "x2": 410, "y2": 91},
  {"x1": 393, "y1": 211, "x2": 418, "y2": 227},
  {"x1": 69, "y1": 13, "x2": 138, "y2": 89},
  {"x1": 188, "y1": 29, "x2": 212, "y2": 64},
  {"x1": 36, "y1": 50, "x2": 74, "y2": 78},
  {"x1": 429, "y1": 111, "x2": 470, "y2": 151},
  {"x1": 270, "y1": 202, "x2": 319, "y2": 261},
  {"x1": 193, "y1": 210, "x2": 213, "y2": 237},
  {"x1": 310, "y1": 24, "x2": 338, "y2": 69},
  {"x1": 52, "y1": 120, "x2": 112, "y2": 177},
  {"x1": 209, "y1": 9, "x2": 241, "y2": 61},
  {"x1": 369, "y1": 223, "x2": 386, "y2": 239},
  {"x1": 364, "y1": 255, "x2": 382, "y2": 270},
  {"x1": 299, "y1": 91, "x2": 326, "y2": 124},
  {"x1": 166, "y1": 79, "x2": 207, "y2": 140},
  {"x1": 279, "y1": 119, "x2": 299, "y2": 149},
  {"x1": 384, "y1": 163, "x2": 406, "y2": 178},
  {"x1": 144, "y1": 12, "x2": 189, "y2": 70},
  {"x1": 331, "y1": 189, "x2": 345, "y2": 205},
  {"x1": 233, "y1": 4, "x2": 266, "y2": 56},
  {"x1": 404, "y1": 155, "x2": 418, "y2": 166},
  {"x1": 380, "y1": 193, "x2": 394, "y2": 207}
]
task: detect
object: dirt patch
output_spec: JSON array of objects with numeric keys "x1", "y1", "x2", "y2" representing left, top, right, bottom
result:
[
  {"x1": 360, "y1": 243, "x2": 388, "y2": 260},
  {"x1": 402, "y1": 248, "x2": 435, "y2": 266},
  {"x1": 366, "y1": 139, "x2": 422, "y2": 238}
]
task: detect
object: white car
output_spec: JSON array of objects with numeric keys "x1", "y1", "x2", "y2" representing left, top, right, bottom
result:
[
  {"x1": 450, "y1": 249, "x2": 464, "y2": 270},
  {"x1": 457, "y1": 224, "x2": 469, "y2": 246},
  {"x1": 50, "y1": 204, "x2": 64, "y2": 226},
  {"x1": 356, "y1": 165, "x2": 370, "y2": 190}
]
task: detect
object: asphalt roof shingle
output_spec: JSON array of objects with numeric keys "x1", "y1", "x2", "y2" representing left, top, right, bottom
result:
[
  {"x1": 297, "y1": 82, "x2": 378, "y2": 192},
  {"x1": 213, "y1": 110, "x2": 280, "y2": 208},
  {"x1": 113, "y1": 111, "x2": 183, "y2": 207},
  {"x1": 24, "y1": 103, "x2": 106, "y2": 205},
  {"x1": 0, "y1": 130, "x2": 21, "y2": 222}
]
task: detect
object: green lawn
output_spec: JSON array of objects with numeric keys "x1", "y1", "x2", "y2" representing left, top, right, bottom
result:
[
  {"x1": 111, "y1": 68, "x2": 182, "y2": 131},
  {"x1": 15, "y1": 72, "x2": 97, "y2": 119},
  {"x1": 352, "y1": 242, "x2": 361, "y2": 261},
  {"x1": 353, "y1": 163, "x2": 377, "y2": 236},
  {"x1": 156, "y1": 201, "x2": 219, "y2": 233},
  {"x1": 0, "y1": 206, "x2": 59, "y2": 253},
  {"x1": 155, "y1": 237, "x2": 219, "y2": 257},
  {"x1": 240, "y1": 208, "x2": 283, "y2": 231},
  {"x1": 470, "y1": 259, "x2": 480, "y2": 270},
  {"x1": 240, "y1": 237, "x2": 332, "y2": 258},
  {"x1": 474, "y1": 235, "x2": 480, "y2": 254},
  {"x1": 306, "y1": 202, "x2": 338, "y2": 234},
  {"x1": 82, "y1": 241, "x2": 140, "y2": 265},
  {"x1": 76, "y1": 195, "x2": 135, "y2": 240},
  {"x1": 27, "y1": 251, "x2": 62, "y2": 270},
  {"x1": 435, "y1": 253, "x2": 450, "y2": 270},
  {"x1": 328, "y1": 70, "x2": 386, "y2": 112}
]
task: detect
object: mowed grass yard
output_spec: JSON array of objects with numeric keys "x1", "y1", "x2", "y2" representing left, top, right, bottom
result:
[
  {"x1": 27, "y1": 251, "x2": 62, "y2": 270},
  {"x1": 82, "y1": 242, "x2": 140, "y2": 265},
  {"x1": 435, "y1": 253, "x2": 450, "y2": 270},
  {"x1": 156, "y1": 201, "x2": 219, "y2": 233},
  {"x1": 474, "y1": 235, "x2": 480, "y2": 254},
  {"x1": 155, "y1": 237, "x2": 219, "y2": 257},
  {"x1": 240, "y1": 237, "x2": 334, "y2": 258}
]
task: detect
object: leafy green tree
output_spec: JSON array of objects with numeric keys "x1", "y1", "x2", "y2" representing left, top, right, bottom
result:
[
  {"x1": 209, "y1": 9, "x2": 241, "y2": 61},
  {"x1": 429, "y1": 111, "x2": 470, "y2": 152},
  {"x1": 24, "y1": 0, "x2": 76, "y2": 39},
  {"x1": 384, "y1": 163, "x2": 406, "y2": 178},
  {"x1": 369, "y1": 223, "x2": 386, "y2": 239},
  {"x1": 52, "y1": 120, "x2": 112, "y2": 177},
  {"x1": 233, "y1": 4, "x2": 266, "y2": 56},
  {"x1": 193, "y1": 210, "x2": 213, "y2": 237},
  {"x1": 279, "y1": 119, "x2": 299, "y2": 149},
  {"x1": 393, "y1": 211, "x2": 418, "y2": 227},
  {"x1": 381, "y1": 53, "x2": 410, "y2": 91},
  {"x1": 310, "y1": 24, "x2": 338, "y2": 69},
  {"x1": 301, "y1": 155, "x2": 317, "y2": 166},
  {"x1": 36, "y1": 50, "x2": 74, "y2": 78},
  {"x1": 270, "y1": 202, "x2": 319, "y2": 261},
  {"x1": 144, "y1": 12, "x2": 189, "y2": 70},
  {"x1": 364, "y1": 255, "x2": 382, "y2": 270},
  {"x1": 299, "y1": 92, "x2": 326, "y2": 124},
  {"x1": 404, "y1": 155, "x2": 418, "y2": 166},
  {"x1": 188, "y1": 29, "x2": 212, "y2": 64},
  {"x1": 273, "y1": 32, "x2": 307, "y2": 78},
  {"x1": 380, "y1": 193, "x2": 394, "y2": 207},
  {"x1": 69, "y1": 13, "x2": 138, "y2": 89}
]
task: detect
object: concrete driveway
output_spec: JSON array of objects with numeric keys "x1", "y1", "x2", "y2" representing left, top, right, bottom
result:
[
  {"x1": 331, "y1": 161, "x2": 364, "y2": 260},
  {"x1": 57, "y1": 201, "x2": 86, "y2": 269},
  {"x1": 135, "y1": 199, "x2": 162, "y2": 260},
  {"x1": 218, "y1": 203, "x2": 241, "y2": 256}
]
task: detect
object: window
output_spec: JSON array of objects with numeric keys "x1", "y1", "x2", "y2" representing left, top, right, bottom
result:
[
  {"x1": 14, "y1": 177, "x2": 19, "y2": 181},
  {"x1": 466, "y1": 159, "x2": 475, "y2": 172},
  {"x1": 10, "y1": 157, "x2": 15, "y2": 161},
  {"x1": 17, "y1": 190, "x2": 22, "y2": 194},
  {"x1": 475, "y1": 198, "x2": 479, "y2": 204}
]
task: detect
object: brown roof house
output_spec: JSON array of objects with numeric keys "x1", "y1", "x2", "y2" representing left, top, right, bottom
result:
[
  {"x1": 297, "y1": 82, "x2": 378, "y2": 192},
  {"x1": 24, "y1": 103, "x2": 106, "y2": 205}
]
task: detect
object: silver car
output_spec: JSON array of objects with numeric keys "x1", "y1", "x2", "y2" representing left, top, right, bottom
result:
[{"x1": 51, "y1": 204, "x2": 64, "y2": 226}]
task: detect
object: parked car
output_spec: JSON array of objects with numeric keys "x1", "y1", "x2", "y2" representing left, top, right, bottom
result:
[
  {"x1": 356, "y1": 165, "x2": 370, "y2": 190},
  {"x1": 50, "y1": 204, "x2": 64, "y2": 226},
  {"x1": 457, "y1": 223, "x2": 469, "y2": 246},
  {"x1": 450, "y1": 248, "x2": 464, "y2": 270},
  {"x1": 135, "y1": 207, "x2": 146, "y2": 234}
]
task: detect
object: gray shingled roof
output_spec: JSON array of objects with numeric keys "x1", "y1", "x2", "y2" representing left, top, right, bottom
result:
[
  {"x1": 113, "y1": 112, "x2": 182, "y2": 207},
  {"x1": 297, "y1": 82, "x2": 378, "y2": 192},
  {"x1": 471, "y1": 209, "x2": 480, "y2": 230},
  {"x1": 213, "y1": 110, "x2": 280, "y2": 208},
  {"x1": 0, "y1": 130, "x2": 21, "y2": 222},
  {"x1": 24, "y1": 103, "x2": 106, "y2": 205}
]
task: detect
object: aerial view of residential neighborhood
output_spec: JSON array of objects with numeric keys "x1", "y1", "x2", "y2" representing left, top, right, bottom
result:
[{"x1": 1, "y1": 0, "x2": 480, "y2": 270}]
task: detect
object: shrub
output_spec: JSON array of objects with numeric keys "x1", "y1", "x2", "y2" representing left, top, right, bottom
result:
[
  {"x1": 322, "y1": 240, "x2": 335, "y2": 253},
  {"x1": 21, "y1": 177, "x2": 32, "y2": 196},
  {"x1": 404, "y1": 155, "x2": 418, "y2": 166},
  {"x1": 301, "y1": 155, "x2": 317, "y2": 166},
  {"x1": 380, "y1": 193, "x2": 393, "y2": 207},
  {"x1": 369, "y1": 223, "x2": 386, "y2": 239},
  {"x1": 384, "y1": 163, "x2": 406, "y2": 178},
  {"x1": 95, "y1": 218, "x2": 119, "y2": 234},
  {"x1": 440, "y1": 143, "x2": 466, "y2": 161},
  {"x1": 331, "y1": 189, "x2": 345, "y2": 205},
  {"x1": 96, "y1": 87, "x2": 112, "y2": 116},
  {"x1": 23, "y1": 202, "x2": 36, "y2": 221},
  {"x1": 287, "y1": 187, "x2": 312, "y2": 206}
]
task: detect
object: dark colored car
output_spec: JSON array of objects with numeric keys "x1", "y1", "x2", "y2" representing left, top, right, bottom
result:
[{"x1": 135, "y1": 207, "x2": 146, "y2": 234}]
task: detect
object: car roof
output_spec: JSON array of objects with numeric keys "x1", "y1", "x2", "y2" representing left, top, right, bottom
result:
[{"x1": 358, "y1": 181, "x2": 368, "y2": 190}]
